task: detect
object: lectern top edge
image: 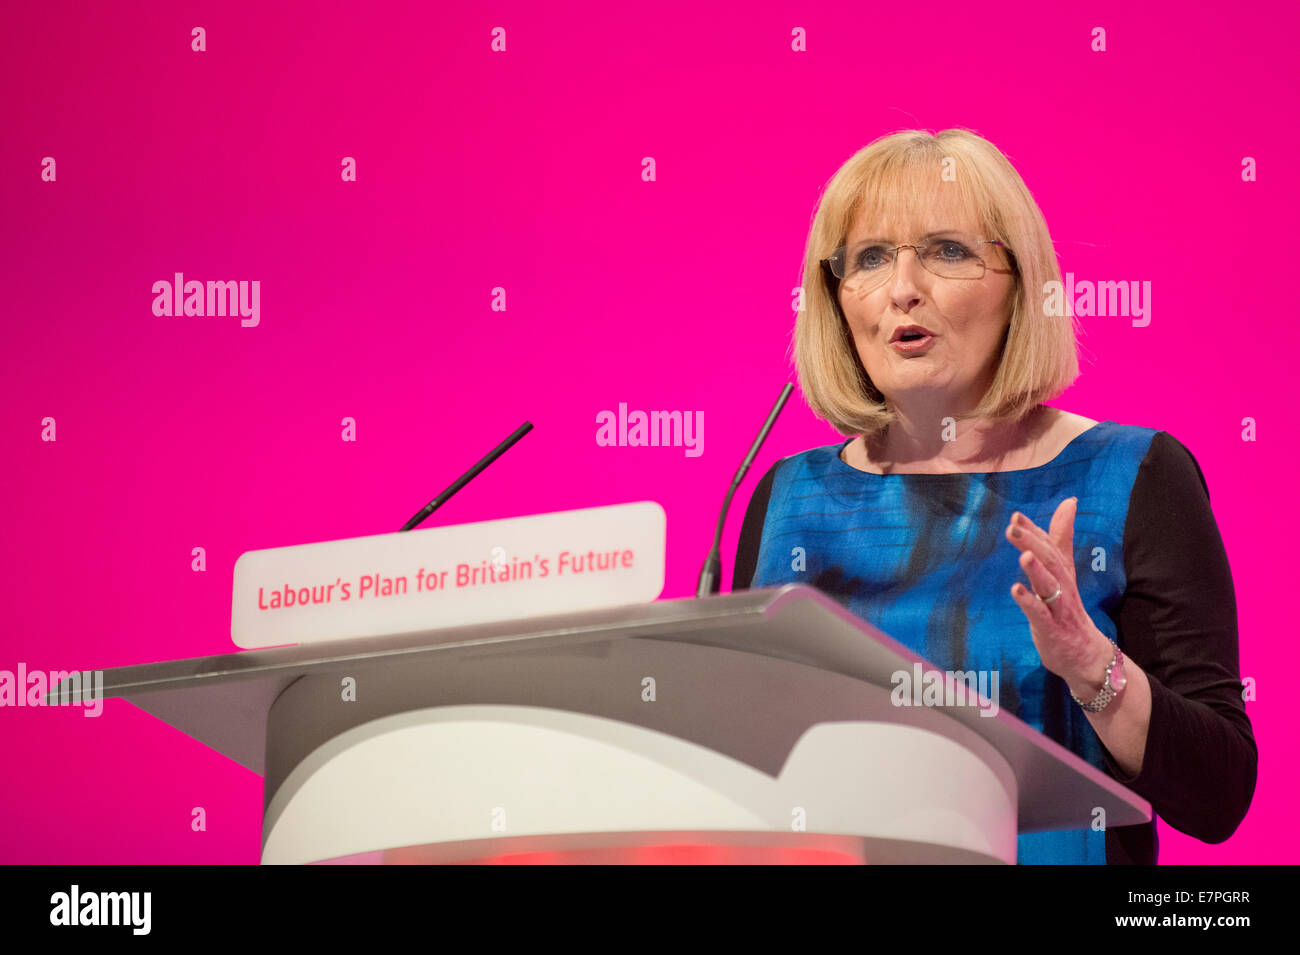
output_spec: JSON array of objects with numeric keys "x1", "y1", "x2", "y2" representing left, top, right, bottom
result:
[{"x1": 47, "y1": 586, "x2": 795, "y2": 702}]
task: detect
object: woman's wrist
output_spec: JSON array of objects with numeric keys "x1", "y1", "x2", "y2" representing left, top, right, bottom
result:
[{"x1": 1064, "y1": 631, "x2": 1117, "y2": 701}]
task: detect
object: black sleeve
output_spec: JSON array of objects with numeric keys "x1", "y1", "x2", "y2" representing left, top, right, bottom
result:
[
  {"x1": 1104, "y1": 431, "x2": 1257, "y2": 844},
  {"x1": 732, "y1": 459, "x2": 780, "y2": 591}
]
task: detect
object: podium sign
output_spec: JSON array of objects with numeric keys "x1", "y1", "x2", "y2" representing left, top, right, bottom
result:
[{"x1": 231, "y1": 501, "x2": 666, "y2": 648}]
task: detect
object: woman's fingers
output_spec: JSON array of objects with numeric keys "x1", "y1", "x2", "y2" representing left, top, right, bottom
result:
[
  {"x1": 1010, "y1": 578, "x2": 1054, "y2": 626},
  {"x1": 1048, "y1": 497, "x2": 1078, "y2": 556},
  {"x1": 1017, "y1": 546, "x2": 1060, "y2": 601},
  {"x1": 1013, "y1": 500, "x2": 1076, "y2": 554},
  {"x1": 1005, "y1": 515, "x2": 1067, "y2": 582}
]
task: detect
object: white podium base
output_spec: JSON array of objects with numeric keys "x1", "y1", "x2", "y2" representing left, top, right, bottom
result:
[{"x1": 262, "y1": 704, "x2": 1016, "y2": 865}]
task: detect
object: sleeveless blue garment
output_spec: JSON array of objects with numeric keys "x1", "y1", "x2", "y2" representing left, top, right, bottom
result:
[{"x1": 748, "y1": 420, "x2": 1159, "y2": 864}]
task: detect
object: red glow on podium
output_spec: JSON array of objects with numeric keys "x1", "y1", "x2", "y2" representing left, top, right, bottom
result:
[{"x1": 413, "y1": 844, "x2": 862, "y2": 865}]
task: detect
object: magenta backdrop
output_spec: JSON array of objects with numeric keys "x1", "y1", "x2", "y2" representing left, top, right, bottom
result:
[{"x1": 2, "y1": 0, "x2": 1295, "y2": 864}]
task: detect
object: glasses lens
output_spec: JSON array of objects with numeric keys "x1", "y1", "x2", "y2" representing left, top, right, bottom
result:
[
  {"x1": 833, "y1": 235, "x2": 989, "y2": 291},
  {"x1": 923, "y1": 237, "x2": 987, "y2": 279}
]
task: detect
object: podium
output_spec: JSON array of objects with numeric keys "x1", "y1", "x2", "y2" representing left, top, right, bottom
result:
[{"x1": 58, "y1": 584, "x2": 1151, "y2": 864}]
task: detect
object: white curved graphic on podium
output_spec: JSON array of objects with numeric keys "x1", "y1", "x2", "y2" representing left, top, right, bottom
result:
[{"x1": 262, "y1": 704, "x2": 1016, "y2": 864}]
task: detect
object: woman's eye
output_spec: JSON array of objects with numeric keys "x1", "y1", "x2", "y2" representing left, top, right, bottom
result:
[
  {"x1": 932, "y1": 241, "x2": 971, "y2": 260},
  {"x1": 857, "y1": 247, "x2": 889, "y2": 269}
]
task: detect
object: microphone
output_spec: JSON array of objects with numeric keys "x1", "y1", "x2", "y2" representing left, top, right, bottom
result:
[
  {"x1": 695, "y1": 383, "x2": 794, "y2": 597},
  {"x1": 399, "y1": 422, "x2": 533, "y2": 531}
]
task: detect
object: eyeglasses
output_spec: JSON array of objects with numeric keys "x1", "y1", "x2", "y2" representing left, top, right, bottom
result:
[{"x1": 821, "y1": 233, "x2": 1015, "y2": 296}]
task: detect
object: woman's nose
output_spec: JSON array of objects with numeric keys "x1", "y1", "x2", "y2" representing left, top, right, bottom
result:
[
  {"x1": 885, "y1": 248, "x2": 927, "y2": 304},
  {"x1": 889, "y1": 247, "x2": 927, "y2": 283}
]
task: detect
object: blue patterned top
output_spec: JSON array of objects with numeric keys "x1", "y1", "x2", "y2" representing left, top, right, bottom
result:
[{"x1": 743, "y1": 420, "x2": 1163, "y2": 863}]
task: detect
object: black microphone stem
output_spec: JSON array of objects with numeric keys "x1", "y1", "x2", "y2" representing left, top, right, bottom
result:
[
  {"x1": 399, "y1": 422, "x2": 533, "y2": 532},
  {"x1": 696, "y1": 383, "x2": 794, "y2": 597}
]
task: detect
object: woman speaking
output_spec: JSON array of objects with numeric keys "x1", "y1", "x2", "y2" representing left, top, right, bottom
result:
[{"x1": 733, "y1": 129, "x2": 1256, "y2": 864}]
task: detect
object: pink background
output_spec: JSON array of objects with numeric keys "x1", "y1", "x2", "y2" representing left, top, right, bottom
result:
[{"x1": 2, "y1": 0, "x2": 1294, "y2": 864}]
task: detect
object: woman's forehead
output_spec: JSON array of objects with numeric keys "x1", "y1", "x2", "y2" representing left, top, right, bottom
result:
[
  {"x1": 846, "y1": 189, "x2": 984, "y2": 242},
  {"x1": 846, "y1": 216, "x2": 984, "y2": 243}
]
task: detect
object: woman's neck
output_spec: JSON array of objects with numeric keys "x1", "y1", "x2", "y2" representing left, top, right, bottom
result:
[{"x1": 864, "y1": 404, "x2": 1052, "y2": 474}]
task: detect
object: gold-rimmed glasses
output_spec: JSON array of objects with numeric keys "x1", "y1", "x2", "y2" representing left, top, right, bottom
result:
[{"x1": 821, "y1": 232, "x2": 1016, "y2": 295}]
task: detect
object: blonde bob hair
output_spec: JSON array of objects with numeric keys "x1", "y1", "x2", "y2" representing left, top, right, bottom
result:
[{"x1": 795, "y1": 128, "x2": 1080, "y2": 440}]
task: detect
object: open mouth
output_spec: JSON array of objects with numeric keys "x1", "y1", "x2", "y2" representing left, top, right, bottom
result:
[
  {"x1": 890, "y1": 330, "x2": 938, "y2": 354},
  {"x1": 890, "y1": 323, "x2": 937, "y2": 342}
]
